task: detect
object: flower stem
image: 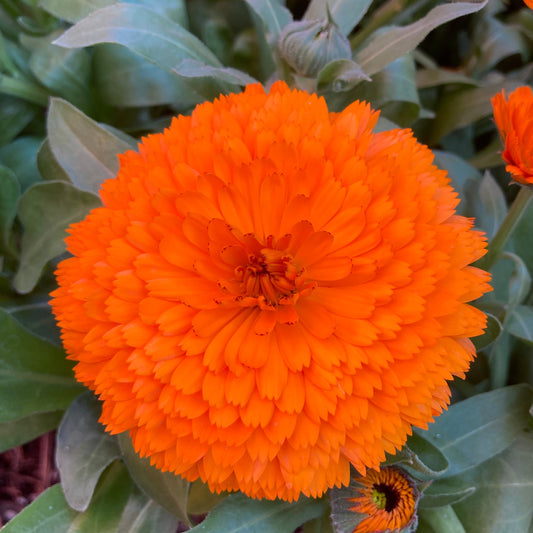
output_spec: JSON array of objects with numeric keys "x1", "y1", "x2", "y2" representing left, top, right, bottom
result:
[{"x1": 478, "y1": 185, "x2": 533, "y2": 271}]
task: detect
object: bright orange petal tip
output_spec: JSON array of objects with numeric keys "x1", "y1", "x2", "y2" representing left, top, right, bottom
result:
[
  {"x1": 331, "y1": 467, "x2": 419, "y2": 533},
  {"x1": 492, "y1": 85, "x2": 533, "y2": 185},
  {"x1": 51, "y1": 81, "x2": 491, "y2": 501},
  {"x1": 524, "y1": 0, "x2": 533, "y2": 9}
]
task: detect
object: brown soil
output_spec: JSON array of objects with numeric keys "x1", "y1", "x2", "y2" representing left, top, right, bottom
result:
[{"x1": 0, "y1": 432, "x2": 58, "y2": 528}]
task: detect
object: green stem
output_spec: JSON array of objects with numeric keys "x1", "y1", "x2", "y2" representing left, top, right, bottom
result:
[
  {"x1": 0, "y1": 73, "x2": 49, "y2": 106},
  {"x1": 477, "y1": 185, "x2": 533, "y2": 271}
]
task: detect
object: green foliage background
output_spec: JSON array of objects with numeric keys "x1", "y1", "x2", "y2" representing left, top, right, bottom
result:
[{"x1": 0, "y1": 0, "x2": 532, "y2": 531}]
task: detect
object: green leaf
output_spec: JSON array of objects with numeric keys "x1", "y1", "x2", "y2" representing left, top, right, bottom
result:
[
  {"x1": 47, "y1": 98, "x2": 131, "y2": 195},
  {"x1": 0, "y1": 136, "x2": 42, "y2": 192},
  {"x1": 304, "y1": 0, "x2": 373, "y2": 36},
  {"x1": 13, "y1": 181, "x2": 101, "y2": 294},
  {"x1": 9, "y1": 302, "x2": 62, "y2": 346},
  {"x1": 467, "y1": 15, "x2": 528, "y2": 76},
  {"x1": 452, "y1": 433, "x2": 533, "y2": 532},
  {"x1": 93, "y1": 45, "x2": 200, "y2": 108},
  {"x1": 316, "y1": 59, "x2": 371, "y2": 93},
  {"x1": 475, "y1": 171, "x2": 507, "y2": 240},
  {"x1": 188, "y1": 493, "x2": 328, "y2": 533},
  {"x1": 419, "y1": 486, "x2": 476, "y2": 509},
  {"x1": 344, "y1": 54, "x2": 420, "y2": 125},
  {"x1": 244, "y1": 0, "x2": 293, "y2": 39},
  {"x1": 433, "y1": 150, "x2": 482, "y2": 219},
  {"x1": 187, "y1": 480, "x2": 227, "y2": 515},
  {"x1": 1, "y1": 484, "x2": 78, "y2": 533},
  {"x1": 118, "y1": 432, "x2": 191, "y2": 526},
  {"x1": 27, "y1": 33, "x2": 93, "y2": 113},
  {"x1": 116, "y1": 489, "x2": 179, "y2": 533},
  {"x1": 0, "y1": 165, "x2": 19, "y2": 254},
  {"x1": 303, "y1": 514, "x2": 335, "y2": 533},
  {"x1": 472, "y1": 312, "x2": 502, "y2": 351},
  {"x1": 417, "y1": 384, "x2": 533, "y2": 478},
  {"x1": 56, "y1": 392, "x2": 121, "y2": 512},
  {"x1": 66, "y1": 461, "x2": 134, "y2": 533},
  {"x1": 0, "y1": 411, "x2": 63, "y2": 453},
  {"x1": 415, "y1": 68, "x2": 479, "y2": 89},
  {"x1": 506, "y1": 305, "x2": 533, "y2": 345},
  {"x1": 0, "y1": 96, "x2": 37, "y2": 147},
  {"x1": 174, "y1": 59, "x2": 258, "y2": 86},
  {"x1": 54, "y1": 4, "x2": 222, "y2": 72},
  {"x1": 0, "y1": 308, "x2": 82, "y2": 422},
  {"x1": 429, "y1": 79, "x2": 521, "y2": 144},
  {"x1": 418, "y1": 505, "x2": 467, "y2": 533},
  {"x1": 354, "y1": 0, "x2": 488, "y2": 77},
  {"x1": 500, "y1": 251, "x2": 532, "y2": 309},
  {"x1": 37, "y1": 139, "x2": 71, "y2": 182},
  {"x1": 38, "y1": 0, "x2": 115, "y2": 23}
]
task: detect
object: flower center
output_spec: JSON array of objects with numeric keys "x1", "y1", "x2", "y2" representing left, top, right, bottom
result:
[
  {"x1": 235, "y1": 248, "x2": 301, "y2": 306},
  {"x1": 372, "y1": 483, "x2": 400, "y2": 512}
]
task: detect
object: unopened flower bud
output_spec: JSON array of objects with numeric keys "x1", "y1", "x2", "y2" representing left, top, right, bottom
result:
[{"x1": 278, "y1": 15, "x2": 351, "y2": 77}]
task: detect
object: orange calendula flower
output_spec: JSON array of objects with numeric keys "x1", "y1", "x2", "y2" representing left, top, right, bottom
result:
[
  {"x1": 331, "y1": 467, "x2": 419, "y2": 533},
  {"x1": 51, "y1": 81, "x2": 491, "y2": 501},
  {"x1": 492, "y1": 85, "x2": 533, "y2": 185}
]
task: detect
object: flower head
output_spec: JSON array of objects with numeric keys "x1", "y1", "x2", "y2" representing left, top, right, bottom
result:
[
  {"x1": 51, "y1": 81, "x2": 491, "y2": 501},
  {"x1": 331, "y1": 467, "x2": 419, "y2": 533},
  {"x1": 492, "y1": 85, "x2": 533, "y2": 185}
]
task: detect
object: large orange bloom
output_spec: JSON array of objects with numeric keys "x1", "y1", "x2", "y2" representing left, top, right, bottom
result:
[
  {"x1": 492, "y1": 85, "x2": 533, "y2": 185},
  {"x1": 51, "y1": 81, "x2": 490, "y2": 501}
]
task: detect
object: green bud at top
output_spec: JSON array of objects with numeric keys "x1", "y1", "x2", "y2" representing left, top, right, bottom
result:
[{"x1": 278, "y1": 12, "x2": 351, "y2": 78}]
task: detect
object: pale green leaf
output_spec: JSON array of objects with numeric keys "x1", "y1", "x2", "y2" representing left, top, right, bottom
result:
[
  {"x1": 419, "y1": 486, "x2": 476, "y2": 509},
  {"x1": 304, "y1": 0, "x2": 373, "y2": 36},
  {"x1": 54, "y1": 4, "x2": 222, "y2": 72},
  {"x1": 38, "y1": 0, "x2": 115, "y2": 23},
  {"x1": 0, "y1": 308, "x2": 82, "y2": 422},
  {"x1": 506, "y1": 305, "x2": 533, "y2": 345},
  {"x1": 13, "y1": 181, "x2": 101, "y2": 294},
  {"x1": 415, "y1": 68, "x2": 479, "y2": 89},
  {"x1": 118, "y1": 432, "x2": 191, "y2": 526},
  {"x1": 37, "y1": 138, "x2": 71, "y2": 182},
  {"x1": 188, "y1": 493, "x2": 328, "y2": 533},
  {"x1": 57, "y1": 392, "x2": 121, "y2": 512},
  {"x1": 476, "y1": 170, "x2": 507, "y2": 240},
  {"x1": 47, "y1": 98, "x2": 132, "y2": 195},
  {"x1": 418, "y1": 505, "x2": 467, "y2": 533},
  {"x1": 316, "y1": 59, "x2": 370, "y2": 93},
  {"x1": 355, "y1": 0, "x2": 489, "y2": 77},
  {"x1": 187, "y1": 480, "x2": 227, "y2": 515},
  {"x1": 65, "y1": 461, "x2": 134, "y2": 533},
  {"x1": 429, "y1": 79, "x2": 521, "y2": 143},
  {"x1": 0, "y1": 165, "x2": 19, "y2": 253},
  {"x1": 417, "y1": 384, "x2": 533, "y2": 478},
  {"x1": 1, "y1": 484, "x2": 78, "y2": 533},
  {"x1": 453, "y1": 434, "x2": 533, "y2": 533},
  {"x1": 93, "y1": 45, "x2": 200, "y2": 108},
  {"x1": 174, "y1": 59, "x2": 258, "y2": 86},
  {"x1": 0, "y1": 411, "x2": 62, "y2": 453},
  {"x1": 116, "y1": 489, "x2": 179, "y2": 533},
  {"x1": 472, "y1": 312, "x2": 502, "y2": 351},
  {"x1": 244, "y1": 0, "x2": 293, "y2": 39}
]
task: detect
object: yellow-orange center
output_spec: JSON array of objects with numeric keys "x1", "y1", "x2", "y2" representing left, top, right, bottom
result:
[{"x1": 235, "y1": 248, "x2": 301, "y2": 307}]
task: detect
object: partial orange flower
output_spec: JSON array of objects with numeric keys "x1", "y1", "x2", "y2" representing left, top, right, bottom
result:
[
  {"x1": 492, "y1": 85, "x2": 533, "y2": 185},
  {"x1": 524, "y1": 0, "x2": 533, "y2": 9},
  {"x1": 51, "y1": 81, "x2": 491, "y2": 501},
  {"x1": 332, "y1": 467, "x2": 419, "y2": 533}
]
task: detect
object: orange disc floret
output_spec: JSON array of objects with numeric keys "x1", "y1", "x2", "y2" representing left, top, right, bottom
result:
[
  {"x1": 51, "y1": 81, "x2": 491, "y2": 501},
  {"x1": 492, "y1": 85, "x2": 533, "y2": 185}
]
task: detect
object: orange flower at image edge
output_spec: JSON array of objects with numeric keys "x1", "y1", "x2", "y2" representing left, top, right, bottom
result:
[
  {"x1": 492, "y1": 85, "x2": 533, "y2": 185},
  {"x1": 51, "y1": 81, "x2": 491, "y2": 501}
]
